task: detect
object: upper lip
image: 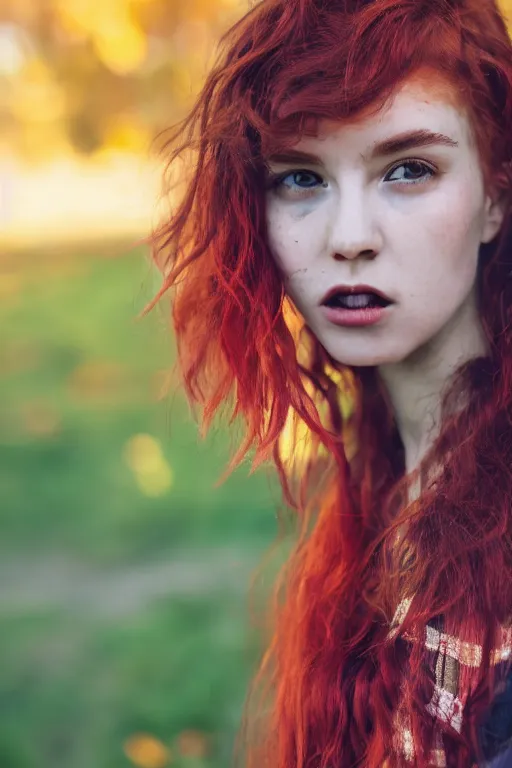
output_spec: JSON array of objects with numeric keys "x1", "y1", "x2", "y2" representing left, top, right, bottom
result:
[{"x1": 320, "y1": 283, "x2": 394, "y2": 305}]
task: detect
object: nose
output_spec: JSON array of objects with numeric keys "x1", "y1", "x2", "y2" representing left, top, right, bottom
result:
[{"x1": 328, "y1": 186, "x2": 382, "y2": 261}]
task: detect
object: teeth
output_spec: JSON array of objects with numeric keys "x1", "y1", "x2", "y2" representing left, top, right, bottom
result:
[{"x1": 332, "y1": 292, "x2": 384, "y2": 309}]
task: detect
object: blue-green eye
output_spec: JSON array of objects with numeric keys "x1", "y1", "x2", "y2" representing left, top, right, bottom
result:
[
  {"x1": 267, "y1": 170, "x2": 324, "y2": 192},
  {"x1": 384, "y1": 160, "x2": 437, "y2": 185}
]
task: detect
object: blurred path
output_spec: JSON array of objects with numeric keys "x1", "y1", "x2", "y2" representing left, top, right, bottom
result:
[{"x1": 0, "y1": 546, "x2": 263, "y2": 619}]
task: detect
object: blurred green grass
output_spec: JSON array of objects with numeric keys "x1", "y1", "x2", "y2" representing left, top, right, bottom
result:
[{"x1": 0, "y1": 246, "x2": 280, "y2": 768}]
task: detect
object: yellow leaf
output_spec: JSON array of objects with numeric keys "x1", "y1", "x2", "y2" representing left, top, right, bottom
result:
[
  {"x1": 124, "y1": 433, "x2": 164, "y2": 473},
  {"x1": 123, "y1": 434, "x2": 174, "y2": 496},
  {"x1": 124, "y1": 733, "x2": 170, "y2": 768},
  {"x1": 103, "y1": 120, "x2": 150, "y2": 153},
  {"x1": 93, "y1": 17, "x2": 147, "y2": 75},
  {"x1": 135, "y1": 464, "x2": 173, "y2": 497}
]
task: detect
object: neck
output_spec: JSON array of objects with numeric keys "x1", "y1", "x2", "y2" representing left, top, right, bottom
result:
[{"x1": 377, "y1": 290, "x2": 488, "y2": 476}]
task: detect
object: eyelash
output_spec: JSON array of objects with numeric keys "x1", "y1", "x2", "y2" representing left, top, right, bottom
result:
[{"x1": 266, "y1": 159, "x2": 438, "y2": 195}]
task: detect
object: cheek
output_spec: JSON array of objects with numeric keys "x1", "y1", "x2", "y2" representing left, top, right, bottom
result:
[
  {"x1": 415, "y1": 185, "x2": 485, "y2": 277},
  {"x1": 266, "y1": 210, "x2": 311, "y2": 278},
  {"x1": 266, "y1": 220, "x2": 320, "y2": 315}
]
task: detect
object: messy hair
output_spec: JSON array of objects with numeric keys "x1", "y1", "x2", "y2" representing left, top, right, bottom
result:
[{"x1": 145, "y1": 0, "x2": 512, "y2": 766}]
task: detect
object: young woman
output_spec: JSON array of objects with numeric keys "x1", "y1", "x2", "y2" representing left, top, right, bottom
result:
[{"x1": 146, "y1": 0, "x2": 512, "y2": 765}]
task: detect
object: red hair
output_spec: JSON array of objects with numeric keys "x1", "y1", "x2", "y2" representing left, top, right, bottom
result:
[{"x1": 145, "y1": 0, "x2": 512, "y2": 766}]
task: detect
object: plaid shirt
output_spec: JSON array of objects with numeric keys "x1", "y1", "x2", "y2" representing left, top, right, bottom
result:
[{"x1": 386, "y1": 596, "x2": 512, "y2": 767}]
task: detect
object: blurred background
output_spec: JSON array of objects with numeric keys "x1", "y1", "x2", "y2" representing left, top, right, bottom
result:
[
  {"x1": 3, "y1": 1, "x2": 512, "y2": 767},
  {"x1": 0, "y1": 1, "x2": 282, "y2": 767}
]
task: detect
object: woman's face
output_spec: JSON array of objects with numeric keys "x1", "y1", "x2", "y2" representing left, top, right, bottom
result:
[{"x1": 264, "y1": 73, "x2": 505, "y2": 368}]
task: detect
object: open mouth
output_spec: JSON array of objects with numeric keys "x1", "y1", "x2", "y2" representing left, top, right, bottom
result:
[{"x1": 324, "y1": 292, "x2": 392, "y2": 310}]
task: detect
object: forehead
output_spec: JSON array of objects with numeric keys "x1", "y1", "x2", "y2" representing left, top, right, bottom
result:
[{"x1": 296, "y1": 71, "x2": 474, "y2": 153}]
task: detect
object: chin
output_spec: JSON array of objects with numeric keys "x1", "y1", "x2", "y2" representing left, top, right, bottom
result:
[
  {"x1": 333, "y1": 356, "x2": 389, "y2": 368},
  {"x1": 323, "y1": 344, "x2": 408, "y2": 368}
]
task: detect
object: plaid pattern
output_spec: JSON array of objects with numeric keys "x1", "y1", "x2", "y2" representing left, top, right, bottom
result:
[{"x1": 386, "y1": 596, "x2": 512, "y2": 767}]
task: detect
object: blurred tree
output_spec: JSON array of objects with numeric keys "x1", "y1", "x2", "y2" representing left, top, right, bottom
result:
[{"x1": 2, "y1": 0, "x2": 245, "y2": 159}]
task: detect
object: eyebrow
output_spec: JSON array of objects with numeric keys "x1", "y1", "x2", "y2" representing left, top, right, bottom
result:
[{"x1": 265, "y1": 129, "x2": 459, "y2": 166}]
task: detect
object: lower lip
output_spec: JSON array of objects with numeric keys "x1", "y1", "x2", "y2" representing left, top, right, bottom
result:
[{"x1": 321, "y1": 304, "x2": 393, "y2": 327}]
